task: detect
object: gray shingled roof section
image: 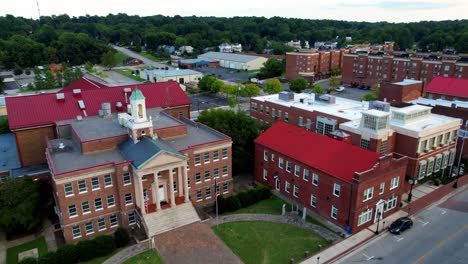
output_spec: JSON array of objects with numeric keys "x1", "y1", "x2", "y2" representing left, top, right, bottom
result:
[
  {"x1": 166, "y1": 118, "x2": 230, "y2": 151},
  {"x1": 48, "y1": 138, "x2": 125, "y2": 174},
  {"x1": 56, "y1": 108, "x2": 182, "y2": 141},
  {"x1": 0, "y1": 133, "x2": 21, "y2": 172},
  {"x1": 198, "y1": 52, "x2": 263, "y2": 63},
  {"x1": 119, "y1": 136, "x2": 185, "y2": 168}
]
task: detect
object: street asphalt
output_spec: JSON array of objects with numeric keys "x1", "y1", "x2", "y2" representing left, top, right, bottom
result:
[
  {"x1": 111, "y1": 45, "x2": 175, "y2": 70},
  {"x1": 335, "y1": 188, "x2": 468, "y2": 264}
]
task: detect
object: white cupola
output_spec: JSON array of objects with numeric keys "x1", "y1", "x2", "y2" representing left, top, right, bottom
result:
[{"x1": 129, "y1": 89, "x2": 147, "y2": 123}]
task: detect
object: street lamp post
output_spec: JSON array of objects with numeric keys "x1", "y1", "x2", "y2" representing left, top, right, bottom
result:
[
  {"x1": 407, "y1": 177, "x2": 415, "y2": 202},
  {"x1": 375, "y1": 211, "x2": 382, "y2": 235}
]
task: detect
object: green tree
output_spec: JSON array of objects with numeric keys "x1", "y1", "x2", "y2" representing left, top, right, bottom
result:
[
  {"x1": 372, "y1": 83, "x2": 380, "y2": 98},
  {"x1": 289, "y1": 78, "x2": 308, "y2": 93},
  {"x1": 263, "y1": 79, "x2": 283, "y2": 94},
  {"x1": 44, "y1": 69, "x2": 56, "y2": 89},
  {"x1": 312, "y1": 85, "x2": 324, "y2": 94},
  {"x1": 240, "y1": 83, "x2": 260, "y2": 97},
  {"x1": 197, "y1": 109, "x2": 266, "y2": 173},
  {"x1": 0, "y1": 76, "x2": 4, "y2": 94},
  {"x1": 210, "y1": 79, "x2": 224, "y2": 93},
  {"x1": 258, "y1": 58, "x2": 284, "y2": 79},
  {"x1": 0, "y1": 117, "x2": 8, "y2": 134},
  {"x1": 55, "y1": 71, "x2": 63, "y2": 87},
  {"x1": 362, "y1": 93, "x2": 375, "y2": 101},
  {"x1": 101, "y1": 50, "x2": 118, "y2": 70},
  {"x1": 198, "y1": 75, "x2": 216, "y2": 92},
  {"x1": 84, "y1": 61, "x2": 94, "y2": 72},
  {"x1": 13, "y1": 64, "x2": 23, "y2": 75},
  {"x1": 328, "y1": 76, "x2": 340, "y2": 89},
  {"x1": 0, "y1": 178, "x2": 41, "y2": 233},
  {"x1": 33, "y1": 67, "x2": 46, "y2": 90}
]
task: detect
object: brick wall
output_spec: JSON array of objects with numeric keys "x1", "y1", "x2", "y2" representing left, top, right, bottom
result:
[
  {"x1": 165, "y1": 106, "x2": 190, "y2": 119},
  {"x1": 155, "y1": 124, "x2": 187, "y2": 139},
  {"x1": 379, "y1": 82, "x2": 423, "y2": 104},
  {"x1": 15, "y1": 126, "x2": 56, "y2": 166},
  {"x1": 81, "y1": 135, "x2": 128, "y2": 154}
]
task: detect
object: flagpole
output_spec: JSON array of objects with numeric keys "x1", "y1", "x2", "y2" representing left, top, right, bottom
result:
[{"x1": 215, "y1": 178, "x2": 219, "y2": 227}]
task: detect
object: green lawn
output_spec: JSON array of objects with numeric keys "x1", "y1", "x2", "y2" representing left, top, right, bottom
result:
[
  {"x1": 229, "y1": 195, "x2": 291, "y2": 215},
  {"x1": 114, "y1": 69, "x2": 147, "y2": 82},
  {"x1": 6, "y1": 236, "x2": 48, "y2": 264},
  {"x1": 114, "y1": 50, "x2": 129, "y2": 64},
  {"x1": 138, "y1": 51, "x2": 166, "y2": 62},
  {"x1": 213, "y1": 221, "x2": 329, "y2": 264},
  {"x1": 123, "y1": 249, "x2": 163, "y2": 264},
  {"x1": 79, "y1": 247, "x2": 126, "y2": 264}
]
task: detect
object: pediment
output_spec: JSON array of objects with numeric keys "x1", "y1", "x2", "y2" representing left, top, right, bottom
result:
[{"x1": 138, "y1": 151, "x2": 187, "y2": 170}]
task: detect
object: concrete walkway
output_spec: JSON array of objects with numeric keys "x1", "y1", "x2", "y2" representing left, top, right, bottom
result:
[
  {"x1": 0, "y1": 232, "x2": 6, "y2": 264},
  {"x1": 208, "y1": 213, "x2": 341, "y2": 242},
  {"x1": 103, "y1": 242, "x2": 149, "y2": 264}
]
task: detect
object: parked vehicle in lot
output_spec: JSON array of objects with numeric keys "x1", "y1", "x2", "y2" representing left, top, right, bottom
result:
[
  {"x1": 389, "y1": 217, "x2": 413, "y2": 234},
  {"x1": 335, "y1": 86, "x2": 345, "y2": 92}
]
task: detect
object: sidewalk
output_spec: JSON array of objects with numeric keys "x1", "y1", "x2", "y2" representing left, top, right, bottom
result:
[{"x1": 301, "y1": 175, "x2": 467, "y2": 264}]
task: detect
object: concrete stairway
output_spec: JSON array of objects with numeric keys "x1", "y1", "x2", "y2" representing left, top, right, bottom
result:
[{"x1": 143, "y1": 202, "x2": 200, "y2": 237}]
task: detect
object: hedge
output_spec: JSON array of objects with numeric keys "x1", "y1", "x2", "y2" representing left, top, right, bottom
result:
[
  {"x1": 17, "y1": 228, "x2": 129, "y2": 264},
  {"x1": 217, "y1": 185, "x2": 271, "y2": 214}
]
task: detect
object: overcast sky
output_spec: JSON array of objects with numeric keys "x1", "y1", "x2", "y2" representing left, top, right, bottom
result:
[{"x1": 2, "y1": 0, "x2": 467, "y2": 22}]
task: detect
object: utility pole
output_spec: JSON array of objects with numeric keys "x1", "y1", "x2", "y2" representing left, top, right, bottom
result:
[{"x1": 36, "y1": 0, "x2": 41, "y2": 20}]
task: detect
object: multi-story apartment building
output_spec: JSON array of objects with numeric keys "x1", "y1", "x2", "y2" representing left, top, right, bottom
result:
[
  {"x1": 250, "y1": 92, "x2": 460, "y2": 182},
  {"x1": 6, "y1": 80, "x2": 233, "y2": 243},
  {"x1": 342, "y1": 52, "x2": 468, "y2": 88},
  {"x1": 285, "y1": 49, "x2": 350, "y2": 80},
  {"x1": 255, "y1": 121, "x2": 408, "y2": 234}
]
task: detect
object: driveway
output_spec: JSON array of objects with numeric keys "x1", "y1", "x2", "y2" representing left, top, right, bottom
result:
[
  {"x1": 111, "y1": 45, "x2": 175, "y2": 70},
  {"x1": 189, "y1": 94, "x2": 229, "y2": 112},
  {"x1": 197, "y1": 67, "x2": 257, "y2": 83},
  {"x1": 155, "y1": 222, "x2": 242, "y2": 264}
]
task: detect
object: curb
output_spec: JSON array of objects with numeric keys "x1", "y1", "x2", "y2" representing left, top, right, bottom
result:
[{"x1": 324, "y1": 232, "x2": 381, "y2": 264}]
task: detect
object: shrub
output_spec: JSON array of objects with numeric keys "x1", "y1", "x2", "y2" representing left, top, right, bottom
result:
[
  {"x1": 37, "y1": 252, "x2": 58, "y2": 264},
  {"x1": 224, "y1": 195, "x2": 241, "y2": 212},
  {"x1": 237, "y1": 191, "x2": 251, "y2": 207},
  {"x1": 18, "y1": 258, "x2": 38, "y2": 264},
  {"x1": 434, "y1": 178, "x2": 442, "y2": 186},
  {"x1": 55, "y1": 244, "x2": 78, "y2": 264},
  {"x1": 114, "y1": 227, "x2": 130, "y2": 248},
  {"x1": 94, "y1": 235, "x2": 116, "y2": 256},
  {"x1": 76, "y1": 239, "x2": 97, "y2": 261}
]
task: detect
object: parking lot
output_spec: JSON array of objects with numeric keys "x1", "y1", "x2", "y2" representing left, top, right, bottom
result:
[
  {"x1": 188, "y1": 94, "x2": 229, "y2": 112},
  {"x1": 314, "y1": 78, "x2": 369, "y2": 101},
  {"x1": 197, "y1": 67, "x2": 257, "y2": 83}
]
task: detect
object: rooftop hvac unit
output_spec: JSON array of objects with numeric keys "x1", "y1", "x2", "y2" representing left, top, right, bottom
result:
[
  {"x1": 101, "y1": 102, "x2": 111, "y2": 116},
  {"x1": 278, "y1": 91, "x2": 294, "y2": 101},
  {"x1": 56, "y1": 93, "x2": 65, "y2": 100},
  {"x1": 369, "y1": 100, "x2": 390, "y2": 112},
  {"x1": 316, "y1": 94, "x2": 336, "y2": 104}
]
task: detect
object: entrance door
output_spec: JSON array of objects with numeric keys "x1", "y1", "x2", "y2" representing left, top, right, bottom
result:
[
  {"x1": 158, "y1": 184, "x2": 167, "y2": 202},
  {"x1": 275, "y1": 179, "x2": 280, "y2": 190},
  {"x1": 374, "y1": 200, "x2": 385, "y2": 223}
]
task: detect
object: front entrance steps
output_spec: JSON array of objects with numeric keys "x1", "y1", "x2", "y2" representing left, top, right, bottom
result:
[{"x1": 143, "y1": 202, "x2": 200, "y2": 237}]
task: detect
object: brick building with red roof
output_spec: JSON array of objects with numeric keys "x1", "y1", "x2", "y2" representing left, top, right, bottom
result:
[
  {"x1": 255, "y1": 121, "x2": 408, "y2": 233},
  {"x1": 424, "y1": 76, "x2": 468, "y2": 101}
]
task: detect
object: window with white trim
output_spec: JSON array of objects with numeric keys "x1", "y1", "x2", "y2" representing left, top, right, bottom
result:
[
  {"x1": 91, "y1": 177, "x2": 100, "y2": 190},
  {"x1": 448, "y1": 148, "x2": 456, "y2": 165},
  {"x1": 286, "y1": 161, "x2": 291, "y2": 172},
  {"x1": 123, "y1": 173, "x2": 131, "y2": 185},
  {"x1": 128, "y1": 212, "x2": 136, "y2": 225},
  {"x1": 390, "y1": 176, "x2": 399, "y2": 190},
  {"x1": 298, "y1": 116, "x2": 304, "y2": 127},
  {"x1": 195, "y1": 154, "x2": 201, "y2": 165},
  {"x1": 110, "y1": 215, "x2": 118, "y2": 227},
  {"x1": 363, "y1": 187, "x2": 374, "y2": 201},
  {"x1": 312, "y1": 173, "x2": 318, "y2": 186},
  {"x1": 303, "y1": 169, "x2": 309, "y2": 181},
  {"x1": 426, "y1": 158, "x2": 435, "y2": 176},
  {"x1": 279, "y1": 157, "x2": 284, "y2": 169},
  {"x1": 294, "y1": 165, "x2": 300, "y2": 176},
  {"x1": 173, "y1": 181, "x2": 177, "y2": 192},
  {"x1": 85, "y1": 222, "x2": 94, "y2": 235},
  {"x1": 214, "y1": 168, "x2": 219, "y2": 179},
  {"x1": 205, "y1": 187, "x2": 212, "y2": 199},
  {"x1": 222, "y1": 148, "x2": 228, "y2": 159},
  {"x1": 223, "y1": 182, "x2": 229, "y2": 193},
  {"x1": 285, "y1": 181, "x2": 290, "y2": 193},
  {"x1": 72, "y1": 226, "x2": 81, "y2": 239},
  {"x1": 333, "y1": 184, "x2": 341, "y2": 197},
  {"x1": 107, "y1": 194, "x2": 115, "y2": 207},
  {"x1": 264, "y1": 150, "x2": 268, "y2": 161},
  {"x1": 331, "y1": 206, "x2": 338, "y2": 220},
  {"x1": 360, "y1": 139, "x2": 370, "y2": 150},
  {"x1": 386, "y1": 195, "x2": 398, "y2": 211},
  {"x1": 442, "y1": 151, "x2": 449, "y2": 169},
  {"x1": 78, "y1": 180, "x2": 87, "y2": 193},
  {"x1": 434, "y1": 154, "x2": 442, "y2": 172},
  {"x1": 64, "y1": 183, "x2": 73, "y2": 197},
  {"x1": 204, "y1": 170, "x2": 210, "y2": 181},
  {"x1": 104, "y1": 174, "x2": 112, "y2": 187},
  {"x1": 310, "y1": 195, "x2": 317, "y2": 207},
  {"x1": 82, "y1": 201, "x2": 90, "y2": 214},
  {"x1": 213, "y1": 150, "x2": 219, "y2": 161},
  {"x1": 196, "y1": 190, "x2": 202, "y2": 201},
  {"x1": 293, "y1": 185, "x2": 299, "y2": 197},
  {"x1": 215, "y1": 184, "x2": 220, "y2": 196},
  {"x1": 271, "y1": 153, "x2": 275, "y2": 161},
  {"x1": 68, "y1": 204, "x2": 77, "y2": 217},
  {"x1": 195, "y1": 172, "x2": 201, "y2": 183},
  {"x1": 379, "y1": 182, "x2": 385, "y2": 194},
  {"x1": 263, "y1": 169, "x2": 268, "y2": 180},
  {"x1": 125, "y1": 193, "x2": 133, "y2": 205},
  {"x1": 204, "y1": 152, "x2": 210, "y2": 163},
  {"x1": 95, "y1": 198, "x2": 103, "y2": 210},
  {"x1": 284, "y1": 112, "x2": 289, "y2": 122},
  {"x1": 222, "y1": 166, "x2": 228, "y2": 176},
  {"x1": 358, "y1": 208, "x2": 373, "y2": 226},
  {"x1": 380, "y1": 140, "x2": 388, "y2": 155},
  {"x1": 98, "y1": 218, "x2": 106, "y2": 231},
  {"x1": 418, "y1": 160, "x2": 427, "y2": 179}
]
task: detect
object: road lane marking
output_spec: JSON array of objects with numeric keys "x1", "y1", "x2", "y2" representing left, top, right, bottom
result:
[
  {"x1": 412, "y1": 224, "x2": 468, "y2": 264},
  {"x1": 417, "y1": 219, "x2": 429, "y2": 226},
  {"x1": 440, "y1": 209, "x2": 446, "y2": 214},
  {"x1": 362, "y1": 253, "x2": 374, "y2": 261},
  {"x1": 396, "y1": 237, "x2": 404, "y2": 242}
]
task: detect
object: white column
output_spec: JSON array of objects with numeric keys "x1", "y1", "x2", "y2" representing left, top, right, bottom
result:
[
  {"x1": 183, "y1": 166, "x2": 190, "y2": 203},
  {"x1": 137, "y1": 172, "x2": 146, "y2": 215},
  {"x1": 169, "y1": 168, "x2": 176, "y2": 207},
  {"x1": 177, "y1": 166, "x2": 183, "y2": 196},
  {"x1": 154, "y1": 171, "x2": 161, "y2": 211}
]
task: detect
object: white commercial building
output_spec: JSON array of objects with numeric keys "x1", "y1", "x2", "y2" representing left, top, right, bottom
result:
[
  {"x1": 141, "y1": 69, "x2": 203, "y2": 85},
  {"x1": 198, "y1": 52, "x2": 267, "y2": 71}
]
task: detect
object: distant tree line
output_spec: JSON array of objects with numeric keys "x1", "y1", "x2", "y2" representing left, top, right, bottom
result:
[{"x1": 0, "y1": 14, "x2": 467, "y2": 70}]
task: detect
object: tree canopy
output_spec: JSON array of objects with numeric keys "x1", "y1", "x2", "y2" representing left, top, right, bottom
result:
[
  {"x1": 257, "y1": 58, "x2": 284, "y2": 79},
  {"x1": 289, "y1": 78, "x2": 308, "y2": 93},
  {"x1": 263, "y1": 79, "x2": 283, "y2": 94}
]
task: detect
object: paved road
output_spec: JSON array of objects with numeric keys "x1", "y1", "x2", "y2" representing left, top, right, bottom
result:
[
  {"x1": 111, "y1": 45, "x2": 174, "y2": 69},
  {"x1": 335, "y1": 188, "x2": 468, "y2": 264}
]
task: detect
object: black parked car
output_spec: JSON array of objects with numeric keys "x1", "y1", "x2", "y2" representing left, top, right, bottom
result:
[{"x1": 389, "y1": 217, "x2": 413, "y2": 234}]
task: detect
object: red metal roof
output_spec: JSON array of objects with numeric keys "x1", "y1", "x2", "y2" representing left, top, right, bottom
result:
[
  {"x1": 255, "y1": 121, "x2": 381, "y2": 183},
  {"x1": 425, "y1": 76, "x2": 468, "y2": 98},
  {"x1": 60, "y1": 77, "x2": 108, "y2": 92},
  {"x1": 6, "y1": 79, "x2": 191, "y2": 130}
]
